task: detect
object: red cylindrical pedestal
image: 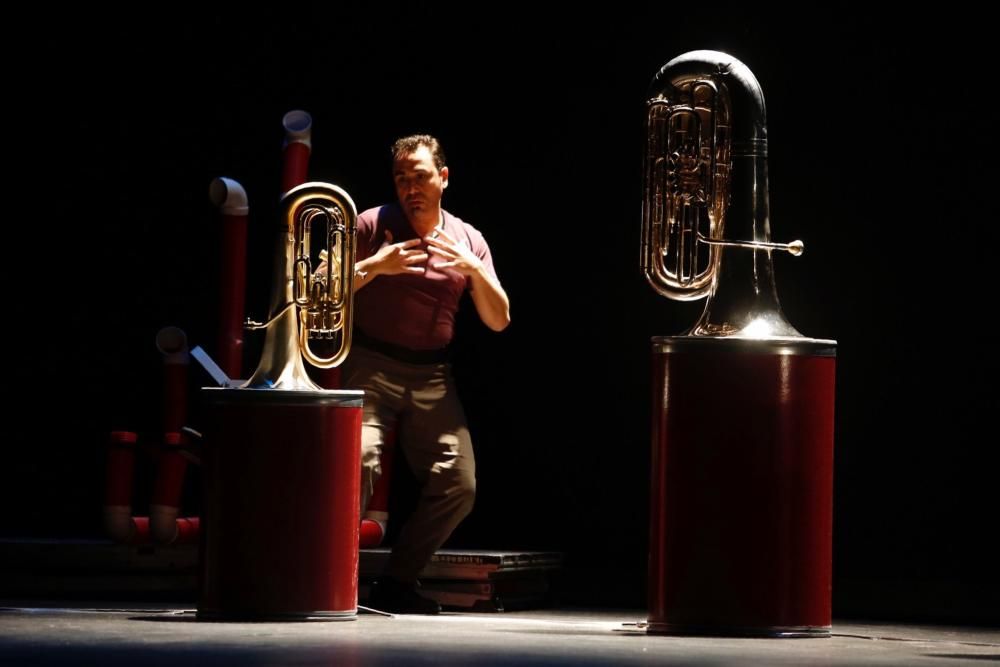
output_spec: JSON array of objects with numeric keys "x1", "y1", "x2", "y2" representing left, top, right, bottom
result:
[
  {"x1": 198, "y1": 388, "x2": 363, "y2": 621},
  {"x1": 648, "y1": 336, "x2": 836, "y2": 637}
]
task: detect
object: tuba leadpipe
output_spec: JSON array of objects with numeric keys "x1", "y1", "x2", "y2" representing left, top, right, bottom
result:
[
  {"x1": 245, "y1": 181, "x2": 357, "y2": 389},
  {"x1": 642, "y1": 50, "x2": 803, "y2": 337}
]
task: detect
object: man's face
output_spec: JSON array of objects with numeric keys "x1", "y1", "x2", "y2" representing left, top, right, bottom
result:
[{"x1": 393, "y1": 145, "x2": 448, "y2": 221}]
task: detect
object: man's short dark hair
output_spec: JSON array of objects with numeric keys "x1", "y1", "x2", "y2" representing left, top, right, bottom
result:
[{"x1": 392, "y1": 134, "x2": 446, "y2": 171}]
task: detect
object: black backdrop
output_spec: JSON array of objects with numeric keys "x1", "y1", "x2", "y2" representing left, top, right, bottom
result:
[{"x1": 7, "y1": 6, "x2": 997, "y2": 623}]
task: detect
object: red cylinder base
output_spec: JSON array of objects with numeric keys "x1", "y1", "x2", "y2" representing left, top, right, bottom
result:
[
  {"x1": 648, "y1": 337, "x2": 836, "y2": 637},
  {"x1": 198, "y1": 388, "x2": 362, "y2": 621}
]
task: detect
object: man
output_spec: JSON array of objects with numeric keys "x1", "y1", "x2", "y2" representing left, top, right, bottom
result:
[{"x1": 344, "y1": 134, "x2": 510, "y2": 614}]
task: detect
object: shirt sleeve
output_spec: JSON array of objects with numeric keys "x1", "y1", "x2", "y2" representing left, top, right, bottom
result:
[
  {"x1": 476, "y1": 234, "x2": 498, "y2": 282},
  {"x1": 450, "y1": 215, "x2": 498, "y2": 283}
]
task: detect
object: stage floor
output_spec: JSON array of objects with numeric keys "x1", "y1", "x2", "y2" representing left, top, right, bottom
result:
[{"x1": 1, "y1": 601, "x2": 996, "y2": 665}]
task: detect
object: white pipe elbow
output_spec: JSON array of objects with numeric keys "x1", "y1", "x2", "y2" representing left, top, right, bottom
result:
[
  {"x1": 282, "y1": 110, "x2": 312, "y2": 149},
  {"x1": 209, "y1": 177, "x2": 249, "y2": 216},
  {"x1": 149, "y1": 504, "x2": 180, "y2": 545},
  {"x1": 155, "y1": 326, "x2": 189, "y2": 366},
  {"x1": 103, "y1": 505, "x2": 137, "y2": 543}
]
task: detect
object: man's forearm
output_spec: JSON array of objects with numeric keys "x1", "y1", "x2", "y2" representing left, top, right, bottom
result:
[
  {"x1": 470, "y1": 268, "x2": 511, "y2": 331},
  {"x1": 352, "y1": 257, "x2": 379, "y2": 292}
]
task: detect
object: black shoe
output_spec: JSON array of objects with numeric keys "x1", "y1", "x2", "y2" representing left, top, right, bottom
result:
[{"x1": 369, "y1": 577, "x2": 441, "y2": 615}]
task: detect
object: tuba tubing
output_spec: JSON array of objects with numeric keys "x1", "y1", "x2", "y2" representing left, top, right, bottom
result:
[
  {"x1": 244, "y1": 182, "x2": 358, "y2": 389},
  {"x1": 642, "y1": 50, "x2": 805, "y2": 338}
]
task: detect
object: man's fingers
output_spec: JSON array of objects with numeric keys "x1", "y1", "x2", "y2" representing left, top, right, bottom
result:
[
  {"x1": 426, "y1": 233, "x2": 471, "y2": 257},
  {"x1": 427, "y1": 245, "x2": 457, "y2": 258},
  {"x1": 404, "y1": 252, "x2": 429, "y2": 264},
  {"x1": 398, "y1": 238, "x2": 423, "y2": 249},
  {"x1": 404, "y1": 266, "x2": 426, "y2": 274},
  {"x1": 434, "y1": 228, "x2": 457, "y2": 244}
]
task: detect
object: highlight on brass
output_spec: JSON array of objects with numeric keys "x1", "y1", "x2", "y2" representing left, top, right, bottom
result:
[
  {"x1": 245, "y1": 182, "x2": 358, "y2": 389},
  {"x1": 642, "y1": 50, "x2": 804, "y2": 339}
]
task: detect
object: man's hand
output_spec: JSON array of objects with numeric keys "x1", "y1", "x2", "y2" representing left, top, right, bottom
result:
[
  {"x1": 426, "y1": 228, "x2": 510, "y2": 331},
  {"x1": 315, "y1": 230, "x2": 427, "y2": 293},
  {"x1": 425, "y1": 228, "x2": 483, "y2": 276},
  {"x1": 371, "y1": 229, "x2": 428, "y2": 276}
]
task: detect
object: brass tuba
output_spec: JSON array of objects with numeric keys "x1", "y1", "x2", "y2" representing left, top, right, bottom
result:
[
  {"x1": 642, "y1": 50, "x2": 804, "y2": 338},
  {"x1": 245, "y1": 181, "x2": 358, "y2": 389}
]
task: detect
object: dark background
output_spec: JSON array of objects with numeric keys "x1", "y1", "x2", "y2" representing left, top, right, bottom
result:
[{"x1": 6, "y1": 6, "x2": 997, "y2": 624}]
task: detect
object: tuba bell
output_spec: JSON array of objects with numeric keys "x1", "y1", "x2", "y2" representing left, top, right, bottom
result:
[
  {"x1": 245, "y1": 181, "x2": 358, "y2": 389},
  {"x1": 642, "y1": 50, "x2": 804, "y2": 337}
]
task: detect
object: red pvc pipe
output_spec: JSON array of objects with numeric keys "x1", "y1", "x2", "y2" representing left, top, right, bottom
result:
[
  {"x1": 281, "y1": 110, "x2": 312, "y2": 195},
  {"x1": 288, "y1": 112, "x2": 341, "y2": 390},
  {"x1": 208, "y1": 178, "x2": 248, "y2": 380},
  {"x1": 104, "y1": 430, "x2": 141, "y2": 543},
  {"x1": 359, "y1": 520, "x2": 384, "y2": 548},
  {"x1": 313, "y1": 367, "x2": 342, "y2": 390},
  {"x1": 150, "y1": 327, "x2": 199, "y2": 545},
  {"x1": 104, "y1": 430, "x2": 137, "y2": 508},
  {"x1": 157, "y1": 328, "x2": 189, "y2": 434},
  {"x1": 359, "y1": 429, "x2": 396, "y2": 548},
  {"x1": 101, "y1": 432, "x2": 151, "y2": 545}
]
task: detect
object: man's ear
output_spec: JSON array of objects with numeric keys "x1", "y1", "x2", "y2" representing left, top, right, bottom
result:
[{"x1": 440, "y1": 166, "x2": 449, "y2": 189}]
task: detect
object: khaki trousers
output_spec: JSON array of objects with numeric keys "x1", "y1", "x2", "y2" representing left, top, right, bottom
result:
[{"x1": 342, "y1": 346, "x2": 476, "y2": 583}]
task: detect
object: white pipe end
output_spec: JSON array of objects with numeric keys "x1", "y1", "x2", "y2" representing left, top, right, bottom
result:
[
  {"x1": 282, "y1": 109, "x2": 312, "y2": 148},
  {"x1": 209, "y1": 177, "x2": 249, "y2": 215},
  {"x1": 156, "y1": 326, "x2": 189, "y2": 365},
  {"x1": 103, "y1": 505, "x2": 136, "y2": 543},
  {"x1": 149, "y1": 504, "x2": 180, "y2": 545}
]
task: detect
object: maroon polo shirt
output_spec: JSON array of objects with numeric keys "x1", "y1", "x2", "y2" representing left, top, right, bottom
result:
[{"x1": 353, "y1": 204, "x2": 498, "y2": 351}]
